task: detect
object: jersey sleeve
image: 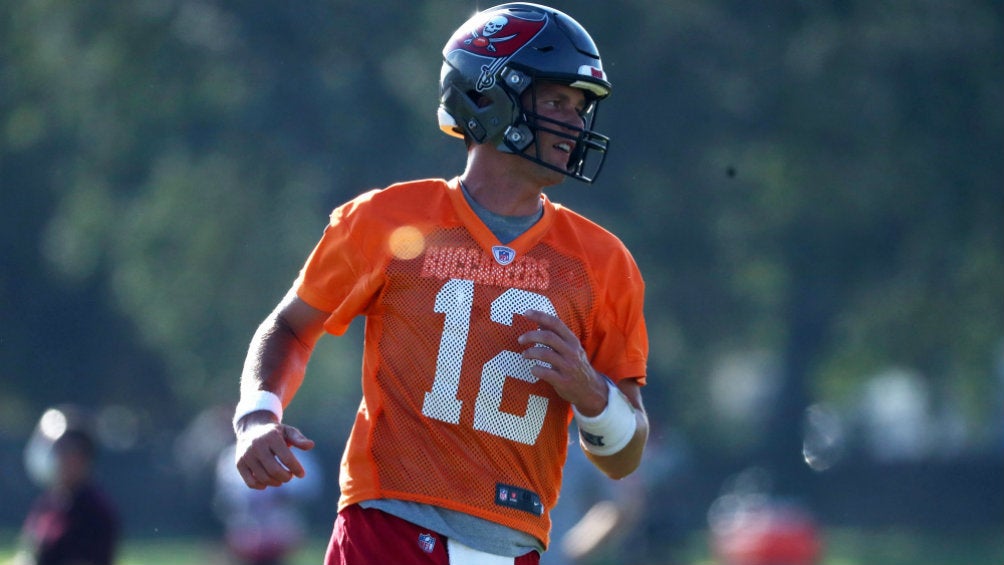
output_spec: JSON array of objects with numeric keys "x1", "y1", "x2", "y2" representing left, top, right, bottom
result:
[
  {"x1": 587, "y1": 242, "x2": 649, "y2": 386},
  {"x1": 295, "y1": 190, "x2": 386, "y2": 335}
]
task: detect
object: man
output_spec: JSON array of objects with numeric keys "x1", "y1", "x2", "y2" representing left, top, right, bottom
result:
[
  {"x1": 17, "y1": 406, "x2": 119, "y2": 565},
  {"x1": 233, "y1": 4, "x2": 649, "y2": 563}
]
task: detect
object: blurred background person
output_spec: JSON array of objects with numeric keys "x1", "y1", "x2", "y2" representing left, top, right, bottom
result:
[
  {"x1": 707, "y1": 467, "x2": 822, "y2": 565},
  {"x1": 545, "y1": 426, "x2": 690, "y2": 565},
  {"x1": 544, "y1": 444, "x2": 645, "y2": 565},
  {"x1": 13, "y1": 405, "x2": 119, "y2": 565},
  {"x1": 213, "y1": 440, "x2": 322, "y2": 565}
]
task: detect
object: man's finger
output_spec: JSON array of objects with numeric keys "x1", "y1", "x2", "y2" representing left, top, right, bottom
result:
[
  {"x1": 276, "y1": 426, "x2": 314, "y2": 478},
  {"x1": 519, "y1": 329, "x2": 558, "y2": 349},
  {"x1": 523, "y1": 309, "x2": 574, "y2": 338},
  {"x1": 273, "y1": 447, "x2": 306, "y2": 479},
  {"x1": 282, "y1": 425, "x2": 316, "y2": 451},
  {"x1": 522, "y1": 341, "x2": 561, "y2": 367},
  {"x1": 261, "y1": 442, "x2": 298, "y2": 481},
  {"x1": 245, "y1": 453, "x2": 287, "y2": 487},
  {"x1": 236, "y1": 461, "x2": 265, "y2": 490}
]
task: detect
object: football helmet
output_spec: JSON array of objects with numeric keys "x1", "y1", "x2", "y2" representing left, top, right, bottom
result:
[{"x1": 439, "y1": 3, "x2": 612, "y2": 183}]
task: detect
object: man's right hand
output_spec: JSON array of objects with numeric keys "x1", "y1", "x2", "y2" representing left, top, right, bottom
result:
[{"x1": 234, "y1": 411, "x2": 315, "y2": 489}]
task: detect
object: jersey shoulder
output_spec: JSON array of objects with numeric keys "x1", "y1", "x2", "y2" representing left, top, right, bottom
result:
[
  {"x1": 328, "y1": 179, "x2": 458, "y2": 250},
  {"x1": 548, "y1": 202, "x2": 638, "y2": 266},
  {"x1": 336, "y1": 178, "x2": 451, "y2": 223}
]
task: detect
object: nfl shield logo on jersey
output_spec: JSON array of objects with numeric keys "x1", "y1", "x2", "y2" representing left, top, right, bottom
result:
[
  {"x1": 418, "y1": 532, "x2": 437, "y2": 553},
  {"x1": 492, "y1": 245, "x2": 516, "y2": 265}
]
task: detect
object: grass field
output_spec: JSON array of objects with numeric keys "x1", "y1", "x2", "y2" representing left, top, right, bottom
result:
[
  {"x1": 0, "y1": 532, "x2": 328, "y2": 565},
  {"x1": 2, "y1": 528, "x2": 1002, "y2": 564}
]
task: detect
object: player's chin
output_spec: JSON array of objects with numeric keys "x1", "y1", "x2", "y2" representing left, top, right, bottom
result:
[
  {"x1": 521, "y1": 145, "x2": 571, "y2": 185},
  {"x1": 541, "y1": 152, "x2": 575, "y2": 183},
  {"x1": 538, "y1": 169, "x2": 567, "y2": 188},
  {"x1": 521, "y1": 158, "x2": 564, "y2": 186}
]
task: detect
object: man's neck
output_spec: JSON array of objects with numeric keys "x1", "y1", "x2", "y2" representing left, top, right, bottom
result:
[{"x1": 460, "y1": 144, "x2": 563, "y2": 216}]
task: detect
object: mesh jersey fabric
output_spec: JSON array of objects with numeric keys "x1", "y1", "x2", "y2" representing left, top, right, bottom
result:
[{"x1": 295, "y1": 177, "x2": 648, "y2": 547}]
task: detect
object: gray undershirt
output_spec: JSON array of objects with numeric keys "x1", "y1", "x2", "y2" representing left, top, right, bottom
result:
[
  {"x1": 355, "y1": 184, "x2": 548, "y2": 557},
  {"x1": 460, "y1": 181, "x2": 544, "y2": 244}
]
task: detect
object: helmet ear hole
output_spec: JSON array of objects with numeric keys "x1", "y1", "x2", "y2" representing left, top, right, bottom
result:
[
  {"x1": 442, "y1": 86, "x2": 488, "y2": 142},
  {"x1": 471, "y1": 92, "x2": 493, "y2": 109}
]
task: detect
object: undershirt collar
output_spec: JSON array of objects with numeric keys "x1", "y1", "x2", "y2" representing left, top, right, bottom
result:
[{"x1": 459, "y1": 180, "x2": 543, "y2": 244}]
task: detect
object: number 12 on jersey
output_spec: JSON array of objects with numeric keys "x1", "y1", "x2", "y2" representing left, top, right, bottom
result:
[{"x1": 421, "y1": 278, "x2": 558, "y2": 446}]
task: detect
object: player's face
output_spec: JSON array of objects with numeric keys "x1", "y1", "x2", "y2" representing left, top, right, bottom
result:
[{"x1": 522, "y1": 82, "x2": 588, "y2": 174}]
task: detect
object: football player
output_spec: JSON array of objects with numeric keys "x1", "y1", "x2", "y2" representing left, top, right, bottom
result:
[{"x1": 232, "y1": 4, "x2": 650, "y2": 563}]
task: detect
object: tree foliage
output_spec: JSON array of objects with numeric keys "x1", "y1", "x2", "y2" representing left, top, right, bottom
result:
[{"x1": 2, "y1": 1, "x2": 1001, "y2": 461}]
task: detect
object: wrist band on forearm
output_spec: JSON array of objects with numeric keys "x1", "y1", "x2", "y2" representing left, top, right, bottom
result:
[
  {"x1": 573, "y1": 379, "x2": 637, "y2": 456},
  {"x1": 233, "y1": 390, "x2": 284, "y2": 432}
]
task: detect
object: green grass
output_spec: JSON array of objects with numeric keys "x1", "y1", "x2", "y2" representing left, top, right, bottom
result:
[
  {"x1": 816, "y1": 527, "x2": 1004, "y2": 565},
  {"x1": 115, "y1": 537, "x2": 329, "y2": 565},
  {"x1": 0, "y1": 534, "x2": 329, "y2": 565},
  {"x1": 669, "y1": 527, "x2": 1004, "y2": 565}
]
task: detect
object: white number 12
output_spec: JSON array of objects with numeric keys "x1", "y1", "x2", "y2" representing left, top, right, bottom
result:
[{"x1": 421, "y1": 278, "x2": 557, "y2": 445}]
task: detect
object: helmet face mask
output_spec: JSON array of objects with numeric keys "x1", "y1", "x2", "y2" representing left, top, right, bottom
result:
[
  {"x1": 439, "y1": 3, "x2": 612, "y2": 183},
  {"x1": 505, "y1": 72, "x2": 609, "y2": 182}
]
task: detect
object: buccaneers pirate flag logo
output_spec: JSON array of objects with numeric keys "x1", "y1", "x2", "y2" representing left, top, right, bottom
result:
[{"x1": 444, "y1": 11, "x2": 547, "y2": 92}]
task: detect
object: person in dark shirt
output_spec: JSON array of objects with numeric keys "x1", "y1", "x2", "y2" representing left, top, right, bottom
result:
[{"x1": 16, "y1": 407, "x2": 119, "y2": 565}]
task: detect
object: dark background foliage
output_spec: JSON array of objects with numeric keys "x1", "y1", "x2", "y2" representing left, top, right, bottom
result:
[{"x1": 1, "y1": 0, "x2": 1001, "y2": 548}]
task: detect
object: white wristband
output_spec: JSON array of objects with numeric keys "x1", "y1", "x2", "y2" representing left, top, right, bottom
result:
[
  {"x1": 573, "y1": 379, "x2": 637, "y2": 456},
  {"x1": 233, "y1": 390, "x2": 284, "y2": 432}
]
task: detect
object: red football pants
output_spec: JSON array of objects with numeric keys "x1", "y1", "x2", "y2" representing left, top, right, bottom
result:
[{"x1": 324, "y1": 504, "x2": 541, "y2": 565}]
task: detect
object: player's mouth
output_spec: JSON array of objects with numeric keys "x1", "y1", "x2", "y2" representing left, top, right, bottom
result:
[{"x1": 554, "y1": 142, "x2": 573, "y2": 154}]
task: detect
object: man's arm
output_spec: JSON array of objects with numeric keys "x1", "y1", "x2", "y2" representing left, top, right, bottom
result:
[
  {"x1": 234, "y1": 287, "x2": 329, "y2": 489},
  {"x1": 580, "y1": 379, "x2": 649, "y2": 479},
  {"x1": 519, "y1": 309, "x2": 649, "y2": 480}
]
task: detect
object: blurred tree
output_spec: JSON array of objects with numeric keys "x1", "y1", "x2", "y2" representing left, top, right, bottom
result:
[{"x1": 1, "y1": 0, "x2": 1000, "y2": 477}]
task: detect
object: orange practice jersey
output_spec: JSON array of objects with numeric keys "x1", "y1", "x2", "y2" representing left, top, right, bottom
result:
[{"x1": 295, "y1": 178, "x2": 648, "y2": 546}]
